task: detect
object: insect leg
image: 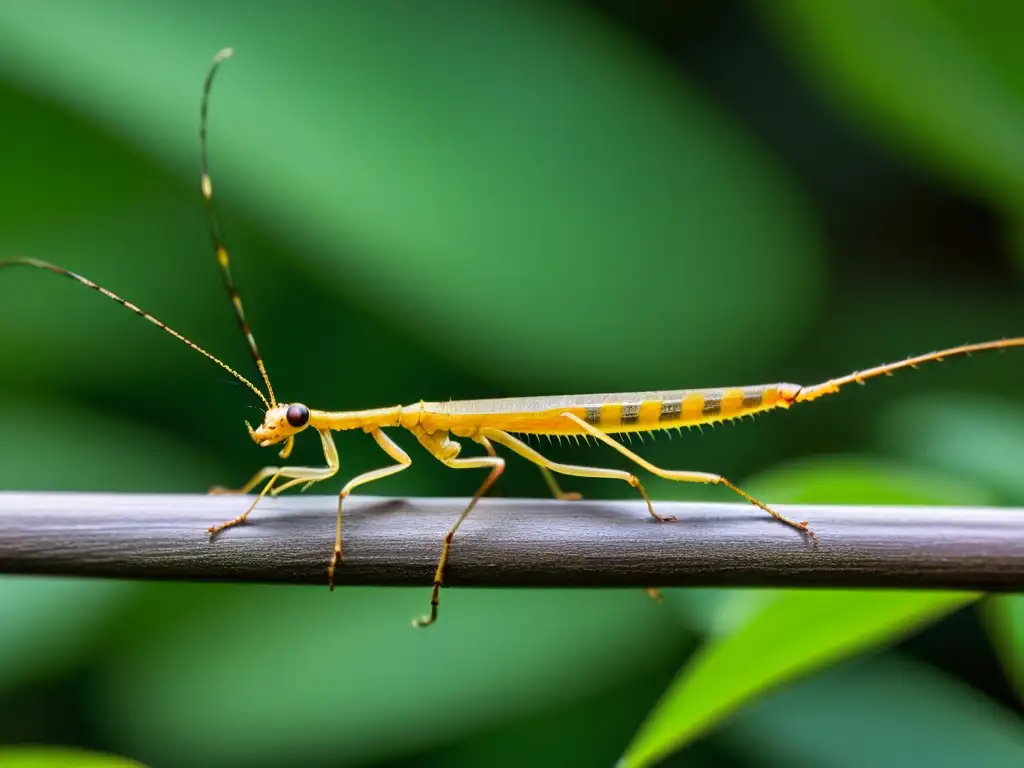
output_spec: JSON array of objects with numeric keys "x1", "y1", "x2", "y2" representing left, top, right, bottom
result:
[
  {"x1": 412, "y1": 432, "x2": 504, "y2": 628},
  {"x1": 484, "y1": 429, "x2": 669, "y2": 603},
  {"x1": 271, "y1": 429, "x2": 340, "y2": 496},
  {"x1": 560, "y1": 413, "x2": 812, "y2": 535},
  {"x1": 209, "y1": 468, "x2": 277, "y2": 495},
  {"x1": 207, "y1": 429, "x2": 340, "y2": 535},
  {"x1": 207, "y1": 472, "x2": 282, "y2": 535},
  {"x1": 539, "y1": 465, "x2": 582, "y2": 501},
  {"x1": 409, "y1": 436, "x2": 501, "y2": 626},
  {"x1": 327, "y1": 428, "x2": 412, "y2": 590},
  {"x1": 480, "y1": 428, "x2": 673, "y2": 522}
]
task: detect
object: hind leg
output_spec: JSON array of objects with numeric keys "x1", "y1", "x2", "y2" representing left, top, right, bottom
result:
[{"x1": 559, "y1": 413, "x2": 812, "y2": 535}]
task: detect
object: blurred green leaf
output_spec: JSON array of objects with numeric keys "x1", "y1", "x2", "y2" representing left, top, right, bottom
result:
[
  {"x1": 623, "y1": 455, "x2": 991, "y2": 767},
  {"x1": 619, "y1": 590, "x2": 977, "y2": 768},
  {"x1": 874, "y1": 394, "x2": 1024, "y2": 695},
  {"x1": 663, "y1": 453, "x2": 993, "y2": 635},
  {"x1": 761, "y1": 0, "x2": 1024, "y2": 208},
  {"x1": 878, "y1": 393, "x2": 1024, "y2": 503},
  {"x1": 0, "y1": 748, "x2": 145, "y2": 768},
  {"x1": 0, "y1": 0, "x2": 824, "y2": 392},
  {"x1": 983, "y1": 596, "x2": 1024, "y2": 698},
  {"x1": 90, "y1": 584, "x2": 681, "y2": 767},
  {"x1": 743, "y1": 453, "x2": 996, "y2": 507},
  {"x1": 719, "y1": 653, "x2": 1024, "y2": 767}
]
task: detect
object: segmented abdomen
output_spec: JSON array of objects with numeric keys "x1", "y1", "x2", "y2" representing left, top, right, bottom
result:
[{"x1": 433, "y1": 385, "x2": 790, "y2": 436}]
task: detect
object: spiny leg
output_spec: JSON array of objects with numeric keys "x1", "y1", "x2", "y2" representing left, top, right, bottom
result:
[
  {"x1": 328, "y1": 428, "x2": 412, "y2": 590},
  {"x1": 208, "y1": 429, "x2": 340, "y2": 536},
  {"x1": 560, "y1": 412, "x2": 812, "y2": 536},
  {"x1": 413, "y1": 434, "x2": 505, "y2": 628},
  {"x1": 481, "y1": 428, "x2": 674, "y2": 522}
]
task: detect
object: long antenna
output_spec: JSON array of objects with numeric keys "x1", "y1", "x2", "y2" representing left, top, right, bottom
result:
[
  {"x1": 795, "y1": 338, "x2": 1024, "y2": 403},
  {"x1": 199, "y1": 47, "x2": 278, "y2": 408},
  {"x1": 0, "y1": 258, "x2": 271, "y2": 409}
]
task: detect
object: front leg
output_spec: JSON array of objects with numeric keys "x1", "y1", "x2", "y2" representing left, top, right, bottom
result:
[{"x1": 207, "y1": 429, "x2": 340, "y2": 536}]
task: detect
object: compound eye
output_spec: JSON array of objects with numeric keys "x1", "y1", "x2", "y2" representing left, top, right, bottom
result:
[{"x1": 286, "y1": 403, "x2": 310, "y2": 428}]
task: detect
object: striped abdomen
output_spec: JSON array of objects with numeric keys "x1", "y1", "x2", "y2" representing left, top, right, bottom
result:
[{"x1": 434, "y1": 384, "x2": 798, "y2": 437}]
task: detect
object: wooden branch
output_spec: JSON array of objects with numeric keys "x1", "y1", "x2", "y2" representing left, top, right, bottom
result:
[{"x1": 0, "y1": 492, "x2": 1022, "y2": 590}]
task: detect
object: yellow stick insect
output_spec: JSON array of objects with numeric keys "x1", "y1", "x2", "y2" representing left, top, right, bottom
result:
[{"x1": 3, "y1": 49, "x2": 1023, "y2": 627}]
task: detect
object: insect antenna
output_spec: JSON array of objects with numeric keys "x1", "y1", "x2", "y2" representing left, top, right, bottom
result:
[
  {"x1": 795, "y1": 338, "x2": 1024, "y2": 403},
  {"x1": 199, "y1": 47, "x2": 278, "y2": 408},
  {"x1": 0, "y1": 257, "x2": 270, "y2": 409}
]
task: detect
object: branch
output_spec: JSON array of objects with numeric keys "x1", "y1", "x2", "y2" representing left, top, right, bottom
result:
[{"x1": 0, "y1": 492, "x2": 1022, "y2": 590}]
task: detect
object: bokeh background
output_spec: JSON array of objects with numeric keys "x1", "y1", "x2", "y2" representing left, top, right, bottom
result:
[{"x1": 1, "y1": 2, "x2": 1023, "y2": 766}]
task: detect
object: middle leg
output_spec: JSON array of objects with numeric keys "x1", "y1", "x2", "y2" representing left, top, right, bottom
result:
[
  {"x1": 481, "y1": 427, "x2": 673, "y2": 603},
  {"x1": 538, "y1": 465, "x2": 582, "y2": 501},
  {"x1": 412, "y1": 431, "x2": 505, "y2": 628}
]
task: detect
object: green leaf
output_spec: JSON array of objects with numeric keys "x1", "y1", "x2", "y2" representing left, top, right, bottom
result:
[
  {"x1": 619, "y1": 590, "x2": 977, "y2": 768},
  {"x1": 0, "y1": 0, "x2": 824, "y2": 392},
  {"x1": 873, "y1": 394, "x2": 1024, "y2": 693},
  {"x1": 742, "y1": 453, "x2": 996, "y2": 507},
  {"x1": 760, "y1": 0, "x2": 1024, "y2": 208},
  {"x1": 720, "y1": 653, "x2": 1024, "y2": 767},
  {"x1": 622, "y1": 456, "x2": 990, "y2": 767},
  {"x1": 878, "y1": 393, "x2": 1024, "y2": 504},
  {"x1": 983, "y1": 596, "x2": 1024, "y2": 697},
  {"x1": 0, "y1": 747, "x2": 146, "y2": 768}
]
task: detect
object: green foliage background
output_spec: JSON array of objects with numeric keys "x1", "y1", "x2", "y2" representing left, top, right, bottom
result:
[{"x1": 1, "y1": 2, "x2": 1023, "y2": 766}]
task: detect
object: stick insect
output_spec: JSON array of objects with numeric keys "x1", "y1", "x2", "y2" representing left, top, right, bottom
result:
[{"x1": 3, "y1": 48, "x2": 1023, "y2": 627}]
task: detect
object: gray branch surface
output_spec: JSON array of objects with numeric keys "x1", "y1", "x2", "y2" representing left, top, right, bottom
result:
[{"x1": 0, "y1": 492, "x2": 1022, "y2": 590}]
